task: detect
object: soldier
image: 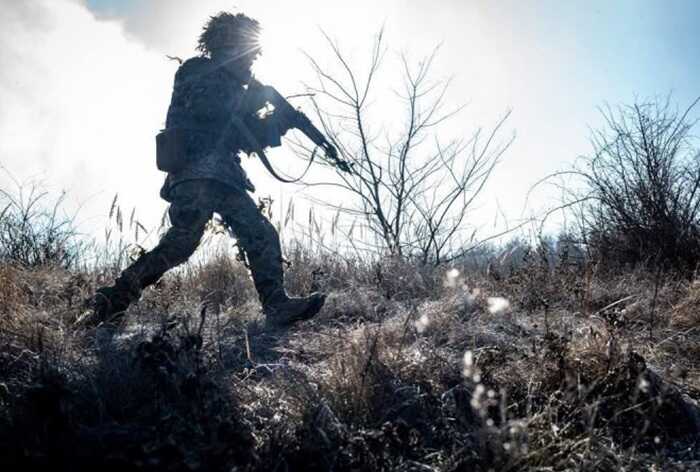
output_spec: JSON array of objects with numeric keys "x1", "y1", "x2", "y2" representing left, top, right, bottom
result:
[{"x1": 82, "y1": 12, "x2": 338, "y2": 328}]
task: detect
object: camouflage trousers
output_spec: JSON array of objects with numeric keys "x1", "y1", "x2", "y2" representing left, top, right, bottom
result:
[{"x1": 112, "y1": 180, "x2": 283, "y2": 307}]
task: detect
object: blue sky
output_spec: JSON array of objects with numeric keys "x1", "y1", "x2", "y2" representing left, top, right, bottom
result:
[
  {"x1": 2, "y1": 0, "x2": 699, "y2": 245},
  {"x1": 81, "y1": 0, "x2": 700, "y2": 170},
  {"x1": 86, "y1": 0, "x2": 137, "y2": 14},
  {"x1": 84, "y1": 0, "x2": 700, "y2": 88}
]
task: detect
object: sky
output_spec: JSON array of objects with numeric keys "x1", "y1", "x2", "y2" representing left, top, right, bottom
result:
[{"x1": 1, "y1": 0, "x2": 699, "y2": 250}]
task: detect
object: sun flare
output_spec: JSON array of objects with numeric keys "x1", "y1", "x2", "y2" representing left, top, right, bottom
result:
[{"x1": 251, "y1": 19, "x2": 314, "y2": 87}]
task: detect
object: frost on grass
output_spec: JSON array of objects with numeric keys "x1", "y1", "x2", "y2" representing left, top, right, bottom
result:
[
  {"x1": 487, "y1": 296, "x2": 510, "y2": 314},
  {"x1": 1, "y1": 247, "x2": 699, "y2": 471}
]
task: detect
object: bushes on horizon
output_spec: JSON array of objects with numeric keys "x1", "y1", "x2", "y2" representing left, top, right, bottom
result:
[
  {"x1": 571, "y1": 96, "x2": 700, "y2": 274},
  {"x1": 0, "y1": 182, "x2": 83, "y2": 269}
]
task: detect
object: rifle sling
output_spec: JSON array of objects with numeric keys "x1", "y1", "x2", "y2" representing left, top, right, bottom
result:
[{"x1": 229, "y1": 115, "x2": 315, "y2": 184}]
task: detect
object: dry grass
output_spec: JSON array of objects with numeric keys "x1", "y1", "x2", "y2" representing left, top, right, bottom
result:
[
  {"x1": 670, "y1": 281, "x2": 700, "y2": 330},
  {"x1": 0, "y1": 241, "x2": 698, "y2": 471}
]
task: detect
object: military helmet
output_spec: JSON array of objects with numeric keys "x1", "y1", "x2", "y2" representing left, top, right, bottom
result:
[{"x1": 197, "y1": 12, "x2": 262, "y2": 57}]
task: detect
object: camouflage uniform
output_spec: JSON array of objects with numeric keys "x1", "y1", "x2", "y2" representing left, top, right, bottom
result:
[
  {"x1": 100, "y1": 56, "x2": 295, "y2": 316},
  {"x1": 158, "y1": 56, "x2": 281, "y2": 197}
]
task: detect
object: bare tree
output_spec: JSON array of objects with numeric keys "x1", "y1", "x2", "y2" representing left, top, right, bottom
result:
[{"x1": 290, "y1": 30, "x2": 514, "y2": 265}]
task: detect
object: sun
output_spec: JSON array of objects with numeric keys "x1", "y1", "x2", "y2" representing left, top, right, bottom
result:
[
  {"x1": 254, "y1": 23, "x2": 276, "y2": 59},
  {"x1": 251, "y1": 21, "x2": 309, "y2": 87}
]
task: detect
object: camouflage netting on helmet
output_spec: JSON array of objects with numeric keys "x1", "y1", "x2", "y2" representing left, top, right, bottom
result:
[{"x1": 197, "y1": 11, "x2": 262, "y2": 57}]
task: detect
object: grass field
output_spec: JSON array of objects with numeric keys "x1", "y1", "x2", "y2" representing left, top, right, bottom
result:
[{"x1": 0, "y1": 238, "x2": 698, "y2": 471}]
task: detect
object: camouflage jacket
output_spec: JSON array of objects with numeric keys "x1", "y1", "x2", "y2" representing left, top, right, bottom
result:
[{"x1": 159, "y1": 56, "x2": 290, "y2": 201}]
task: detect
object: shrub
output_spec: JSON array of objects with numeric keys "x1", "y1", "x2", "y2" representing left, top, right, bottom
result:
[
  {"x1": 0, "y1": 181, "x2": 83, "y2": 269},
  {"x1": 572, "y1": 97, "x2": 700, "y2": 274}
]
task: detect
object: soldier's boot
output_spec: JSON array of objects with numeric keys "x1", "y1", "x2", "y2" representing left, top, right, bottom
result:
[
  {"x1": 77, "y1": 284, "x2": 135, "y2": 328},
  {"x1": 77, "y1": 258, "x2": 153, "y2": 328},
  {"x1": 262, "y1": 288, "x2": 326, "y2": 328},
  {"x1": 249, "y1": 251, "x2": 327, "y2": 327}
]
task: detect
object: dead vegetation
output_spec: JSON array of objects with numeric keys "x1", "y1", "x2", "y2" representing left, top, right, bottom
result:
[
  {"x1": 0, "y1": 241, "x2": 698, "y2": 471},
  {"x1": 0, "y1": 92, "x2": 698, "y2": 468}
]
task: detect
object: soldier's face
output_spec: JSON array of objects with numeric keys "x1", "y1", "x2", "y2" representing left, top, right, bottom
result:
[{"x1": 212, "y1": 47, "x2": 256, "y2": 78}]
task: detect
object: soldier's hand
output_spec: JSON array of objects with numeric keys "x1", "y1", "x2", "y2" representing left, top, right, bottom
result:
[
  {"x1": 323, "y1": 142, "x2": 338, "y2": 161},
  {"x1": 337, "y1": 160, "x2": 352, "y2": 173},
  {"x1": 323, "y1": 143, "x2": 351, "y2": 173}
]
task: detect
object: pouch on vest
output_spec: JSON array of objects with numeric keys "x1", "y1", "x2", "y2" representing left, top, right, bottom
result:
[{"x1": 156, "y1": 128, "x2": 188, "y2": 173}]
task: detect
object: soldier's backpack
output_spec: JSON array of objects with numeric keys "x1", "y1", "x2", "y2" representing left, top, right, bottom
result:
[{"x1": 155, "y1": 128, "x2": 188, "y2": 173}]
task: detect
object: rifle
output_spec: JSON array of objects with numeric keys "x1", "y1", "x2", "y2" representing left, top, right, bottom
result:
[{"x1": 248, "y1": 78, "x2": 351, "y2": 174}]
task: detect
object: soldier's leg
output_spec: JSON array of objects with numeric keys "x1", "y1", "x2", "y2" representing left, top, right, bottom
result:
[
  {"x1": 115, "y1": 205, "x2": 208, "y2": 296},
  {"x1": 216, "y1": 189, "x2": 285, "y2": 305},
  {"x1": 216, "y1": 188, "x2": 325, "y2": 326},
  {"x1": 91, "y1": 183, "x2": 211, "y2": 321}
]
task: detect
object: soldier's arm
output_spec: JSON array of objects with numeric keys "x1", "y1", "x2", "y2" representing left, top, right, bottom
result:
[
  {"x1": 240, "y1": 82, "x2": 296, "y2": 149},
  {"x1": 242, "y1": 80, "x2": 349, "y2": 171}
]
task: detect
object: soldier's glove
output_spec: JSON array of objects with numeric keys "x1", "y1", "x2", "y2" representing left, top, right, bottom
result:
[{"x1": 322, "y1": 142, "x2": 352, "y2": 174}]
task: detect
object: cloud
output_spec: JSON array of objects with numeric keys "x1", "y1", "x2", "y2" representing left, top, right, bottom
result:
[
  {"x1": 86, "y1": 0, "x2": 240, "y2": 55},
  {"x1": 0, "y1": 0, "x2": 565, "y2": 246},
  {"x1": 8, "y1": 0, "x2": 695, "y2": 249},
  {"x1": 0, "y1": 0, "x2": 175, "y2": 238},
  {"x1": 0, "y1": 0, "x2": 359, "y2": 246}
]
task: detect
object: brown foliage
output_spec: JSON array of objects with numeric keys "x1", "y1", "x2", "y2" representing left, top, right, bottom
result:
[{"x1": 0, "y1": 245, "x2": 699, "y2": 470}]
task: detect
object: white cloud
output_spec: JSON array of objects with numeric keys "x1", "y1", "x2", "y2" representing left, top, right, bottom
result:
[
  {"x1": 0, "y1": 0, "x2": 576, "y2": 250},
  {"x1": 0, "y1": 0, "x2": 394, "y2": 244},
  {"x1": 0, "y1": 0, "x2": 174, "y2": 240},
  {"x1": 7, "y1": 0, "x2": 694, "y2": 250}
]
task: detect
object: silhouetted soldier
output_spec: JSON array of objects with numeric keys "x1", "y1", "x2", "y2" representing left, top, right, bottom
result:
[{"x1": 83, "y1": 12, "x2": 342, "y2": 328}]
